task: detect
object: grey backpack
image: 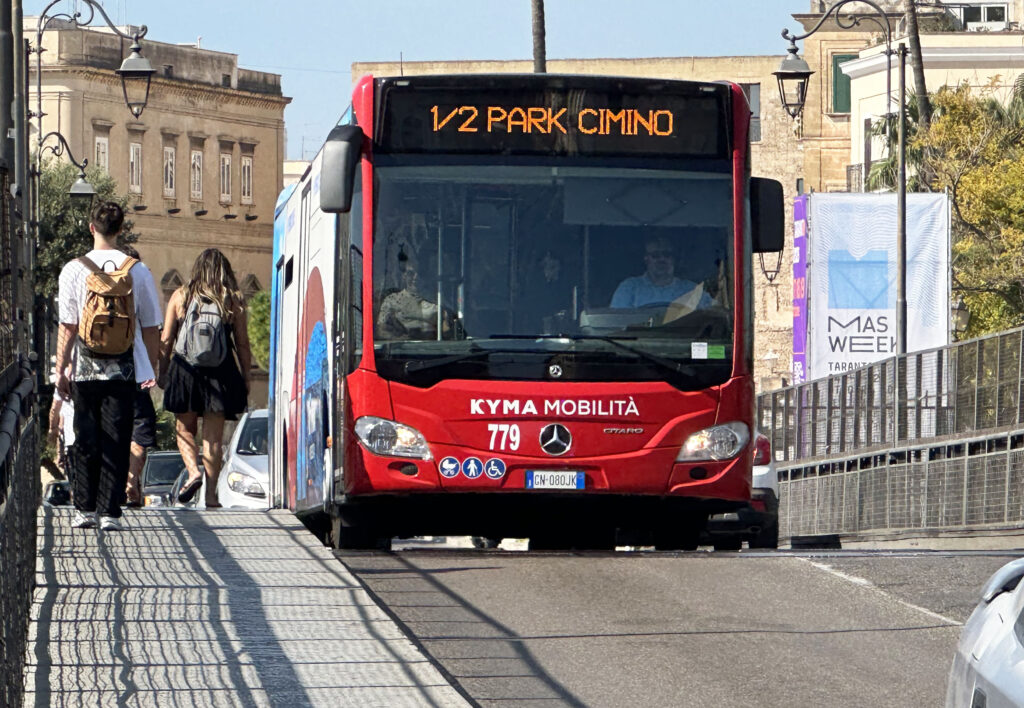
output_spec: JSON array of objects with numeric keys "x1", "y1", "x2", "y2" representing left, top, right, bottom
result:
[{"x1": 175, "y1": 297, "x2": 228, "y2": 367}]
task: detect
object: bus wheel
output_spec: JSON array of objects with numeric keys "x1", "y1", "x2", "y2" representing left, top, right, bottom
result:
[{"x1": 330, "y1": 513, "x2": 391, "y2": 551}]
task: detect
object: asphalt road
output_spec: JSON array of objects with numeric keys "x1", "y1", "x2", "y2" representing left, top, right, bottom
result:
[{"x1": 336, "y1": 544, "x2": 1021, "y2": 708}]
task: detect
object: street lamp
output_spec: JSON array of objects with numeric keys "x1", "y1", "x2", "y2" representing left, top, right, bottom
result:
[
  {"x1": 951, "y1": 295, "x2": 971, "y2": 339},
  {"x1": 37, "y1": 130, "x2": 97, "y2": 202},
  {"x1": 30, "y1": 0, "x2": 155, "y2": 223},
  {"x1": 777, "y1": 0, "x2": 909, "y2": 355}
]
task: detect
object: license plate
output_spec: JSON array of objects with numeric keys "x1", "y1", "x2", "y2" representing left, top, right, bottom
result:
[{"x1": 525, "y1": 470, "x2": 585, "y2": 490}]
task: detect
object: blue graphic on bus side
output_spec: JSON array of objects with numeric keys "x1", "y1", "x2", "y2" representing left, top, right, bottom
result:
[
  {"x1": 462, "y1": 457, "x2": 483, "y2": 479},
  {"x1": 439, "y1": 456, "x2": 460, "y2": 478},
  {"x1": 484, "y1": 458, "x2": 506, "y2": 479}
]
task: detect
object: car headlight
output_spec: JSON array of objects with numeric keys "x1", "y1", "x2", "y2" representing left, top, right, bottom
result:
[
  {"x1": 676, "y1": 422, "x2": 750, "y2": 462},
  {"x1": 226, "y1": 471, "x2": 266, "y2": 497},
  {"x1": 354, "y1": 416, "x2": 432, "y2": 460}
]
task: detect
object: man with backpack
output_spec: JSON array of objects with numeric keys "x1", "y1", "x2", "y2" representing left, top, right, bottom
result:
[{"x1": 54, "y1": 201, "x2": 162, "y2": 531}]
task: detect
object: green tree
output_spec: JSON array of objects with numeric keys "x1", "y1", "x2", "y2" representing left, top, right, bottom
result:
[
  {"x1": 247, "y1": 289, "x2": 271, "y2": 370},
  {"x1": 36, "y1": 160, "x2": 139, "y2": 300},
  {"x1": 916, "y1": 79, "x2": 1024, "y2": 336}
]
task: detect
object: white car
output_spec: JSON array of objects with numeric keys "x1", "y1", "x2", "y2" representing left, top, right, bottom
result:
[
  {"x1": 705, "y1": 431, "x2": 779, "y2": 550},
  {"x1": 215, "y1": 409, "x2": 269, "y2": 509},
  {"x1": 946, "y1": 558, "x2": 1024, "y2": 707}
]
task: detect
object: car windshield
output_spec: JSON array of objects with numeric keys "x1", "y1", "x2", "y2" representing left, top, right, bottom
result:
[
  {"x1": 144, "y1": 455, "x2": 185, "y2": 486},
  {"x1": 372, "y1": 162, "x2": 734, "y2": 389},
  {"x1": 236, "y1": 416, "x2": 268, "y2": 455}
]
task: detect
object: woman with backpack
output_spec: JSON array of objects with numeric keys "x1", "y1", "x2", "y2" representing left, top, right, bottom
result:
[{"x1": 158, "y1": 248, "x2": 252, "y2": 507}]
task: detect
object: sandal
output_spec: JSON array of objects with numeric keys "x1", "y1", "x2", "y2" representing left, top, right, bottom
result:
[{"x1": 177, "y1": 476, "x2": 203, "y2": 504}]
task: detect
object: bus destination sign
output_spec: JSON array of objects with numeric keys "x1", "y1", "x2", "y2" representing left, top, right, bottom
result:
[{"x1": 377, "y1": 80, "x2": 729, "y2": 158}]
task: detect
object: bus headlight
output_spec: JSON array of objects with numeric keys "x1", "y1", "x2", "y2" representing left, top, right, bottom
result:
[
  {"x1": 354, "y1": 416, "x2": 432, "y2": 460},
  {"x1": 676, "y1": 422, "x2": 749, "y2": 462}
]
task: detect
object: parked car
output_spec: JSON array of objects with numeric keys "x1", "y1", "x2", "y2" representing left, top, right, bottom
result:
[
  {"x1": 946, "y1": 558, "x2": 1024, "y2": 708},
  {"x1": 704, "y1": 431, "x2": 779, "y2": 550},
  {"x1": 215, "y1": 409, "x2": 269, "y2": 509},
  {"x1": 140, "y1": 451, "x2": 190, "y2": 507}
]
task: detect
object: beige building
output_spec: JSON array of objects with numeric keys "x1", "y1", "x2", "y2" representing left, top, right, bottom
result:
[
  {"x1": 29, "y1": 20, "x2": 290, "y2": 405},
  {"x1": 29, "y1": 19, "x2": 289, "y2": 310}
]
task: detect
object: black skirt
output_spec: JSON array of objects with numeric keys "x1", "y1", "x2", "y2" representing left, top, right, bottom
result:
[{"x1": 163, "y1": 353, "x2": 247, "y2": 420}]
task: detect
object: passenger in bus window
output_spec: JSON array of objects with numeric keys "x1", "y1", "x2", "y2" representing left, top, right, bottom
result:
[
  {"x1": 377, "y1": 258, "x2": 440, "y2": 340},
  {"x1": 610, "y1": 236, "x2": 714, "y2": 310}
]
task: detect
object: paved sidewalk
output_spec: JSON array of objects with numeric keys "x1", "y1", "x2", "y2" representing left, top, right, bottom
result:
[{"x1": 24, "y1": 507, "x2": 469, "y2": 707}]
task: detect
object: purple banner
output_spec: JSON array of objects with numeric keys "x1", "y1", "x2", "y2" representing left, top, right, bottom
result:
[{"x1": 792, "y1": 194, "x2": 808, "y2": 384}]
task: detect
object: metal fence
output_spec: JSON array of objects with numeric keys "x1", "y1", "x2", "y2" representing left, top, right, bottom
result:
[
  {"x1": 758, "y1": 327, "x2": 1024, "y2": 539},
  {"x1": 0, "y1": 160, "x2": 39, "y2": 706}
]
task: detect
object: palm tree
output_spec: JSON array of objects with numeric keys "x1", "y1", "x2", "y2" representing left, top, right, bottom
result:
[{"x1": 531, "y1": 0, "x2": 546, "y2": 73}]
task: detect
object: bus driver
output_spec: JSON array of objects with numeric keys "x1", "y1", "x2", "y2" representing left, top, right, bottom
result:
[
  {"x1": 610, "y1": 236, "x2": 713, "y2": 310},
  {"x1": 377, "y1": 259, "x2": 440, "y2": 340}
]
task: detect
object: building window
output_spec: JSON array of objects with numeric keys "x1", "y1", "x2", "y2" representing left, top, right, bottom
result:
[
  {"x1": 832, "y1": 54, "x2": 858, "y2": 114},
  {"x1": 163, "y1": 146, "x2": 175, "y2": 198},
  {"x1": 220, "y1": 153, "x2": 232, "y2": 203},
  {"x1": 963, "y1": 3, "x2": 1007, "y2": 27},
  {"x1": 128, "y1": 142, "x2": 142, "y2": 194},
  {"x1": 740, "y1": 83, "x2": 761, "y2": 142},
  {"x1": 241, "y1": 155, "x2": 253, "y2": 205},
  {"x1": 94, "y1": 136, "x2": 109, "y2": 172},
  {"x1": 190, "y1": 150, "x2": 203, "y2": 200}
]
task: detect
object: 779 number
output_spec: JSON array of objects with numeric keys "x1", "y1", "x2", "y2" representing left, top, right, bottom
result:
[{"x1": 487, "y1": 424, "x2": 521, "y2": 451}]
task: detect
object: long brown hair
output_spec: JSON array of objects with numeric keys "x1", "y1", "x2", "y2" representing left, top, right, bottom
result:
[{"x1": 180, "y1": 248, "x2": 242, "y2": 319}]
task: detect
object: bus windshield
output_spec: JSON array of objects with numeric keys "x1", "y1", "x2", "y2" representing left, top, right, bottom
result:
[{"x1": 372, "y1": 162, "x2": 734, "y2": 389}]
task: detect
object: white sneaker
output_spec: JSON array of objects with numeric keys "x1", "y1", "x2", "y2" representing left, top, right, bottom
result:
[
  {"x1": 71, "y1": 511, "x2": 96, "y2": 529},
  {"x1": 99, "y1": 516, "x2": 123, "y2": 531}
]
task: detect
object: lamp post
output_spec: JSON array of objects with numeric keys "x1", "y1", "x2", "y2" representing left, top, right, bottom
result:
[{"x1": 775, "y1": 0, "x2": 908, "y2": 355}]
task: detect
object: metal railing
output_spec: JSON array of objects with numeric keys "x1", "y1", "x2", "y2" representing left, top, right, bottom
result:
[
  {"x1": 0, "y1": 162, "x2": 39, "y2": 707},
  {"x1": 758, "y1": 327, "x2": 1024, "y2": 539}
]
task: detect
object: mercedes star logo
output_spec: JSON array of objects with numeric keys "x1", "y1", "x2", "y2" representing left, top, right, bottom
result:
[
  {"x1": 548, "y1": 364, "x2": 563, "y2": 378},
  {"x1": 539, "y1": 423, "x2": 572, "y2": 456}
]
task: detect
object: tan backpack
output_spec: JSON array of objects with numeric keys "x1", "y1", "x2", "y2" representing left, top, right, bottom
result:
[{"x1": 77, "y1": 256, "x2": 138, "y2": 356}]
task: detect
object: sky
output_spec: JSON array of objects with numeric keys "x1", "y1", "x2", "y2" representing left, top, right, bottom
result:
[{"x1": 24, "y1": 0, "x2": 807, "y2": 160}]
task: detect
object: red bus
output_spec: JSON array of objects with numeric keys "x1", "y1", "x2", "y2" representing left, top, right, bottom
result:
[{"x1": 270, "y1": 73, "x2": 783, "y2": 549}]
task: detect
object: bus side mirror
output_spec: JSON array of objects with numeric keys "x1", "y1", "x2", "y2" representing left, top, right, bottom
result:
[
  {"x1": 751, "y1": 177, "x2": 784, "y2": 253},
  {"x1": 320, "y1": 125, "x2": 364, "y2": 213}
]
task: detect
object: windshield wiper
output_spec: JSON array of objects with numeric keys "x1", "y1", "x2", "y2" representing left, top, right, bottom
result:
[
  {"x1": 490, "y1": 334, "x2": 700, "y2": 381},
  {"x1": 401, "y1": 347, "x2": 492, "y2": 374}
]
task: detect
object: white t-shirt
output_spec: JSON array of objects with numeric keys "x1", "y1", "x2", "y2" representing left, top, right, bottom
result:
[{"x1": 57, "y1": 249, "x2": 162, "y2": 382}]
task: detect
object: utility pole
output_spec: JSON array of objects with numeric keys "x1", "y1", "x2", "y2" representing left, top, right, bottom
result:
[{"x1": 531, "y1": 0, "x2": 546, "y2": 73}]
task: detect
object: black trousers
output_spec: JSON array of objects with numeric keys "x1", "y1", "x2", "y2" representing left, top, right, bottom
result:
[{"x1": 70, "y1": 379, "x2": 135, "y2": 518}]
